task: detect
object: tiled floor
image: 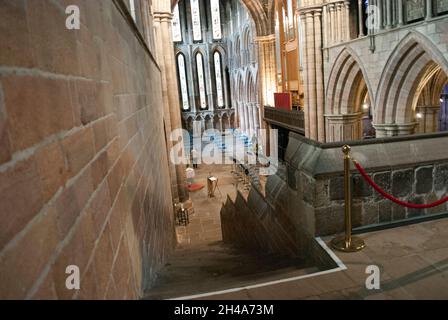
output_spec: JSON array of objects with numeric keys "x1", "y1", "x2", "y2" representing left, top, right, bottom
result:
[{"x1": 193, "y1": 218, "x2": 448, "y2": 300}]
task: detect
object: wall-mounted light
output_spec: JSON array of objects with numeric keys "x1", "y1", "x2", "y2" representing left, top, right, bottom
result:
[
  {"x1": 362, "y1": 103, "x2": 369, "y2": 111},
  {"x1": 416, "y1": 112, "x2": 423, "y2": 119},
  {"x1": 440, "y1": 98, "x2": 444, "y2": 103}
]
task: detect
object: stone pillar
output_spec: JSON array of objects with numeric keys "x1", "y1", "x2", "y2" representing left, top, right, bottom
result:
[
  {"x1": 315, "y1": 11, "x2": 325, "y2": 141},
  {"x1": 426, "y1": 0, "x2": 433, "y2": 20},
  {"x1": 153, "y1": 8, "x2": 188, "y2": 202},
  {"x1": 416, "y1": 106, "x2": 440, "y2": 133},
  {"x1": 322, "y1": 4, "x2": 328, "y2": 47},
  {"x1": 397, "y1": 0, "x2": 404, "y2": 26},
  {"x1": 245, "y1": 104, "x2": 250, "y2": 134},
  {"x1": 344, "y1": 1, "x2": 351, "y2": 41},
  {"x1": 299, "y1": 8, "x2": 325, "y2": 142},
  {"x1": 325, "y1": 113, "x2": 363, "y2": 142},
  {"x1": 358, "y1": 0, "x2": 365, "y2": 36},
  {"x1": 336, "y1": 3, "x2": 342, "y2": 42},
  {"x1": 255, "y1": 34, "x2": 277, "y2": 152},
  {"x1": 386, "y1": 0, "x2": 392, "y2": 28},
  {"x1": 329, "y1": 5, "x2": 335, "y2": 44}
]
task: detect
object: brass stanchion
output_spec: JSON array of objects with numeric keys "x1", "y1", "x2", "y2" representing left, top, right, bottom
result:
[{"x1": 331, "y1": 145, "x2": 366, "y2": 252}]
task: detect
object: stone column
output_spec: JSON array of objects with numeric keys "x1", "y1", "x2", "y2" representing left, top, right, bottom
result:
[
  {"x1": 300, "y1": 12, "x2": 310, "y2": 137},
  {"x1": 397, "y1": 0, "x2": 404, "y2": 26},
  {"x1": 325, "y1": 113, "x2": 363, "y2": 142},
  {"x1": 358, "y1": 0, "x2": 365, "y2": 36},
  {"x1": 245, "y1": 104, "x2": 250, "y2": 135},
  {"x1": 315, "y1": 11, "x2": 325, "y2": 141},
  {"x1": 329, "y1": 5, "x2": 335, "y2": 44},
  {"x1": 322, "y1": 5, "x2": 328, "y2": 47},
  {"x1": 255, "y1": 34, "x2": 277, "y2": 152},
  {"x1": 153, "y1": 8, "x2": 188, "y2": 202},
  {"x1": 306, "y1": 12, "x2": 317, "y2": 140},
  {"x1": 344, "y1": 1, "x2": 351, "y2": 41},
  {"x1": 426, "y1": 0, "x2": 433, "y2": 20},
  {"x1": 386, "y1": 0, "x2": 392, "y2": 28},
  {"x1": 299, "y1": 8, "x2": 325, "y2": 142},
  {"x1": 416, "y1": 106, "x2": 440, "y2": 133}
]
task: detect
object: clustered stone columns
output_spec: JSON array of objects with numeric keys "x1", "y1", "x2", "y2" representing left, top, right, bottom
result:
[
  {"x1": 300, "y1": 8, "x2": 325, "y2": 142},
  {"x1": 153, "y1": 5, "x2": 188, "y2": 202},
  {"x1": 255, "y1": 34, "x2": 277, "y2": 152},
  {"x1": 323, "y1": 1, "x2": 350, "y2": 46},
  {"x1": 238, "y1": 102, "x2": 260, "y2": 138}
]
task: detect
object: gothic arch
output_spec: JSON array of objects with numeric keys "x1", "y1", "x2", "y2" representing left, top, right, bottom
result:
[
  {"x1": 375, "y1": 31, "x2": 448, "y2": 126},
  {"x1": 326, "y1": 48, "x2": 374, "y2": 115}
]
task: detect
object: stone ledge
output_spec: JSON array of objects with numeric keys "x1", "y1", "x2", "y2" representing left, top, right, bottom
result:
[{"x1": 286, "y1": 132, "x2": 448, "y2": 178}]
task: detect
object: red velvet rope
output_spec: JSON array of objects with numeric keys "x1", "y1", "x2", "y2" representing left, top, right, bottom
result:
[{"x1": 353, "y1": 160, "x2": 448, "y2": 209}]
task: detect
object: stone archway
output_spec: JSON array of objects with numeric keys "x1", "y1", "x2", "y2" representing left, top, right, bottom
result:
[
  {"x1": 325, "y1": 48, "x2": 374, "y2": 142},
  {"x1": 375, "y1": 32, "x2": 448, "y2": 137}
]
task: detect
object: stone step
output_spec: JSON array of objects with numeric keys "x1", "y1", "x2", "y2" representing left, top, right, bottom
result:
[{"x1": 143, "y1": 242, "x2": 319, "y2": 300}]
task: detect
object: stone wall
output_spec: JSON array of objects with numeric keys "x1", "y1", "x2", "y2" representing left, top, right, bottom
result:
[
  {"x1": 287, "y1": 132, "x2": 448, "y2": 237},
  {"x1": 0, "y1": 0, "x2": 174, "y2": 299},
  {"x1": 222, "y1": 132, "x2": 448, "y2": 256}
]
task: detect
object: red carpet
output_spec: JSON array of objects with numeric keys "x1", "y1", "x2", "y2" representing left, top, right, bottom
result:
[{"x1": 188, "y1": 183, "x2": 204, "y2": 192}]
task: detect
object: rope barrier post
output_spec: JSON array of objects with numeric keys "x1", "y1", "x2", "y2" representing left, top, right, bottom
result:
[{"x1": 331, "y1": 145, "x2": 366, "y2": 252}]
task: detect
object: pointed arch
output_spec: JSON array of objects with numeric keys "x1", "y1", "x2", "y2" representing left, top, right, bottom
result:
[
  {"x1": 326, "y1": 48, "x2": 374, "y2": 115},
  {"x1": 375, "y1": 31, "x2": 448, "y2": 126}
]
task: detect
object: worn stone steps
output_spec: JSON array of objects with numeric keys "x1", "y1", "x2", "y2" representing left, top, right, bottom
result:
[{"x1": 143, "y1": 241, "x2": 319, "y2": 300}]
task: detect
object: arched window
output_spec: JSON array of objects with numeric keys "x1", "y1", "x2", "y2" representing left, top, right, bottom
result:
[
  {"x1": 172, "y1": 4, "x2": 182, "y2": 42},
  {"x1": 177, "y1": 54, "x2": 189, "y2": 110},
  {"x1": 190, "y1": 0, "x2": 202, "y2": 41},
  {"x1": 214, "y1": 51, "x2": 225, "y2": 107},
  {"x1": 129, "y1": 0, "x2": 136, "y2": 21},
  {"x1": 211, "y1": 0, "x2": 222, "y2": 39},
  {"x1": 196, "y1": 52, "x2": 207, "y2": 109}
]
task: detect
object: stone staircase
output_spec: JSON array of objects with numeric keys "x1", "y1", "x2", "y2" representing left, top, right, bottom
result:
[{"x1": 143, "y1": 241, "x2": 319, "y2": 300}]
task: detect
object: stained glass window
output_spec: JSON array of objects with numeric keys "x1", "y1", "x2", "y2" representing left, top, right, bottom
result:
[
  {"x1": 196, "y1": 53, "x2": 207, "y2": 109},
  {"x1": 177, "y1": 54, "x2": 189, "y2": 110},
  {"x1": 172, "y1": 4, "x2": 182, "y2": 42},
  {"x1": 191, "y1": 0, "x2": 202, "y2": 41},
  {"x1": 211, "y1": 0, "x2": 222, "y2": 39},
  {"x1": 214, "y1": 52, "x2": 224, "y2": 107}
]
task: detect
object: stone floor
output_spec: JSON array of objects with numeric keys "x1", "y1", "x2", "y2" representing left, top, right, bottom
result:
[
  {"x1": 191, "y1": 218, "x2": 448, "y2": 300},
  {"x1": 175, "y1": 163, "x2": 236, "y2": 245}
]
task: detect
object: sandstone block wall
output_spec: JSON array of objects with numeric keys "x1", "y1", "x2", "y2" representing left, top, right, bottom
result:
[{"x1": 0, "y1": 0, "x2": 174, "y2": 299}]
